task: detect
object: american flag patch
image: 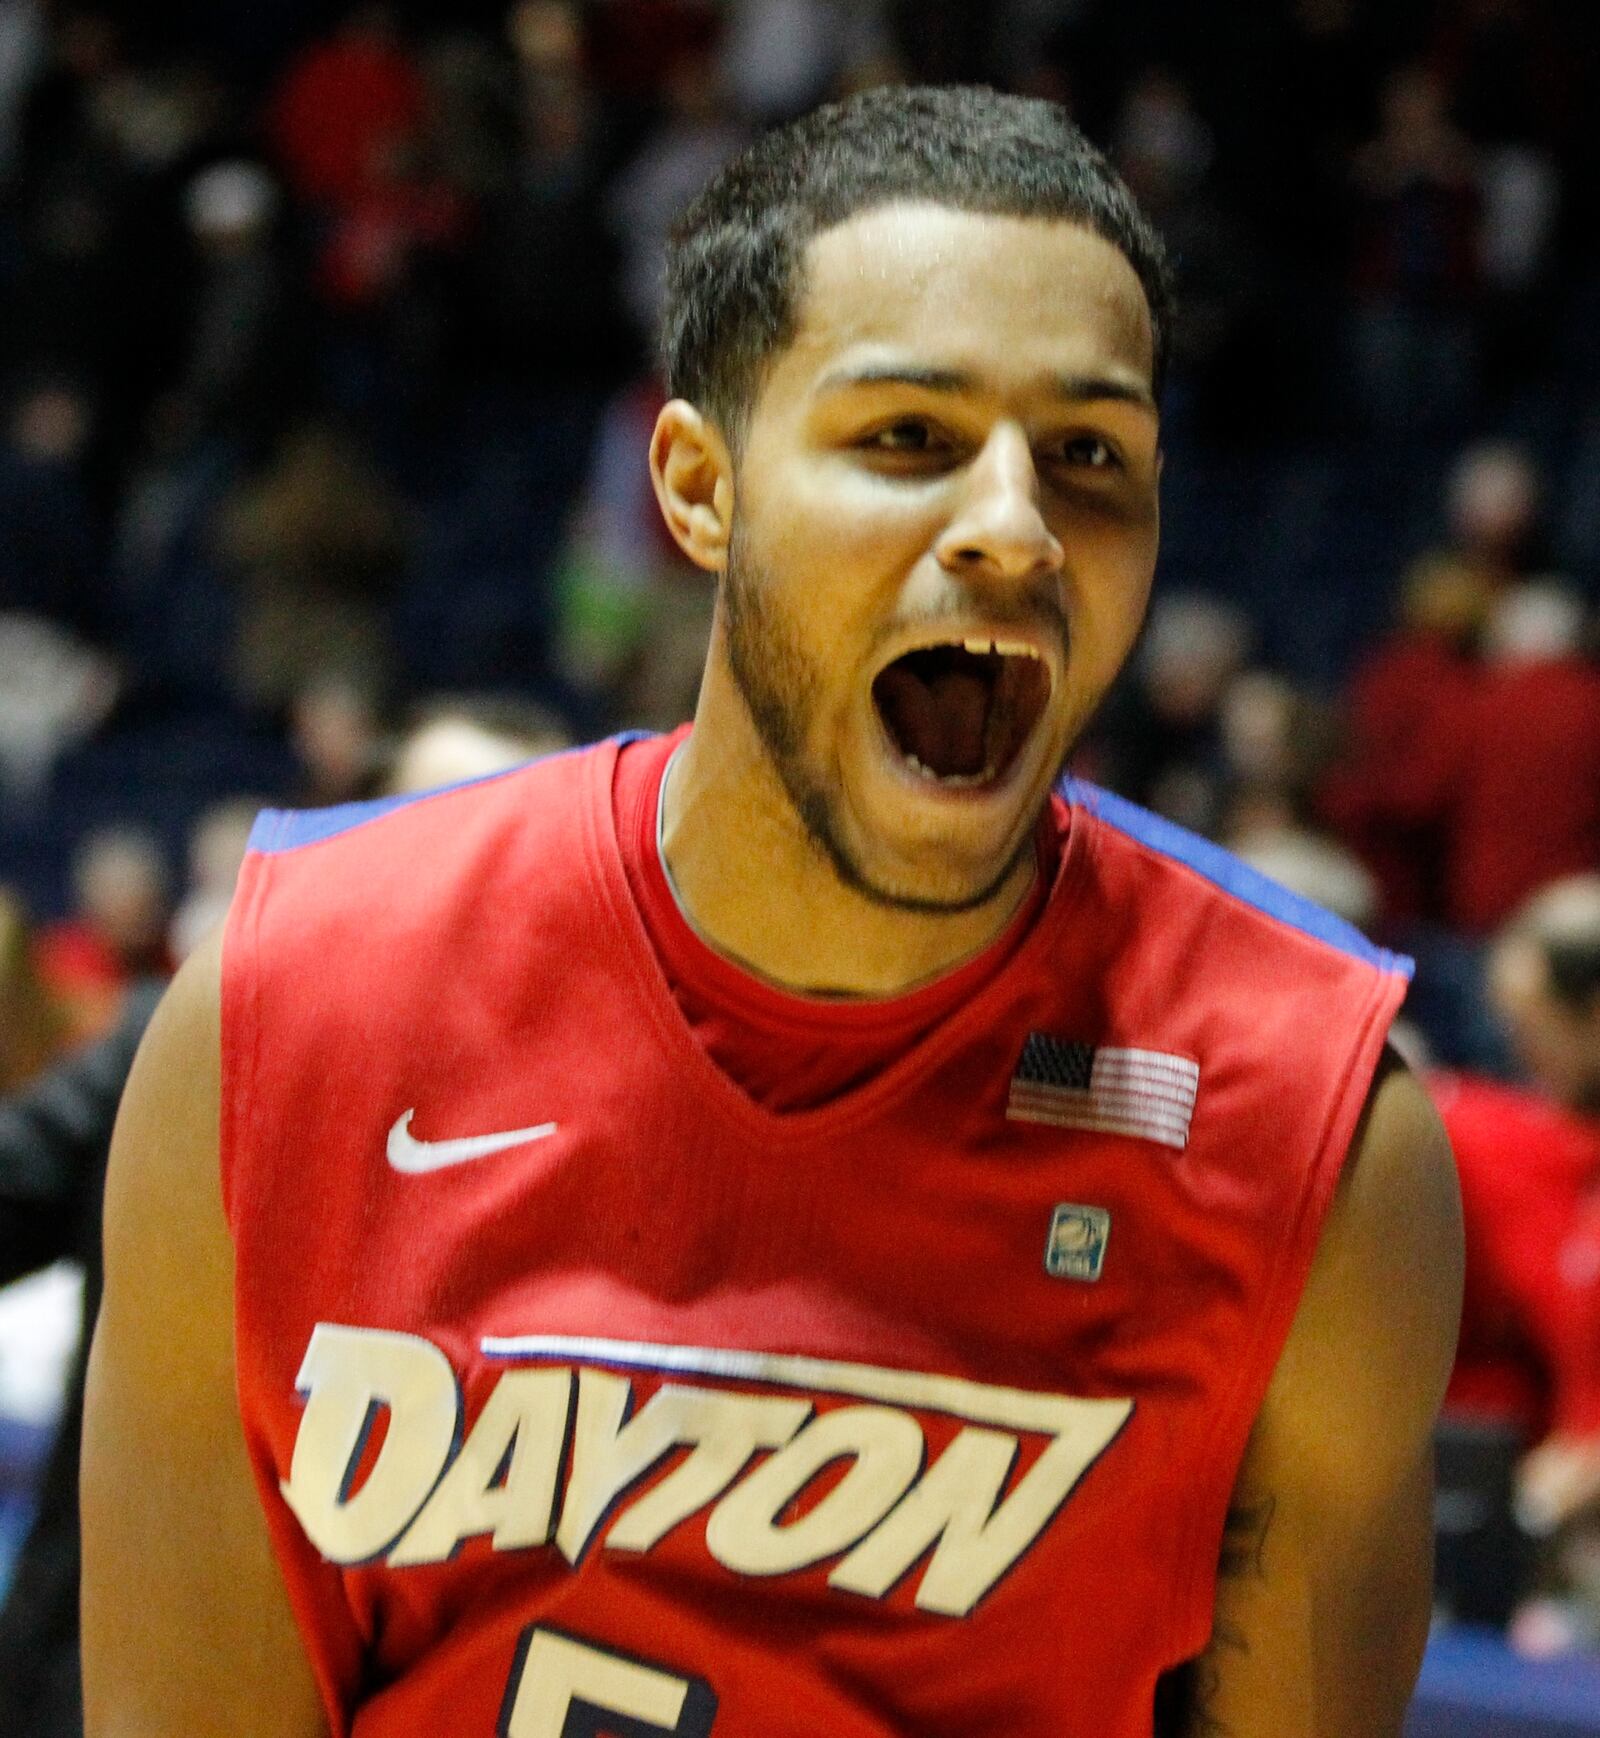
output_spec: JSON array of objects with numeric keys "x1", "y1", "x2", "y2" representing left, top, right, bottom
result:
[{"x1": 1007, "y1": 1035, "x2": 1199, "y2": 1149}]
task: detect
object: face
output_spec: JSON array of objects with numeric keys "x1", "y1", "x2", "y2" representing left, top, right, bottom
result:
[
  {"x1": 707, "y1": 201, "x2": 1161, "y2": 913},
  {"x1": 1490, "y1": 938, "x2": 1600, "y2": 1111}
]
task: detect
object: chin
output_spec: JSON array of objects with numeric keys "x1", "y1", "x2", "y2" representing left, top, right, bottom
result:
[
  {"x1": 831, "y1": 755, "x2": 1052, "y2": 916},
  {"x1": 845, "y1": 836, "x2": 1038, "y2": 917}
]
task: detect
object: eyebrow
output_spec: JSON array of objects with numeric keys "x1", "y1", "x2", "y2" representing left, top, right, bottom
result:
[{"x1": 815, "y1": 363, "x2": 1157, "y2": 411}]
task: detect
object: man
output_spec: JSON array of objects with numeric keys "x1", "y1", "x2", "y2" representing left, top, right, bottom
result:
[{"x1": 82, "y1": 87, "x2": 1461, "y2": 1737}]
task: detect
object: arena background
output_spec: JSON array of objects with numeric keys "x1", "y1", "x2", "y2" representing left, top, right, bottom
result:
[{"x1": 2, "y1": 1, "x2": 1600, "y2": 1732}]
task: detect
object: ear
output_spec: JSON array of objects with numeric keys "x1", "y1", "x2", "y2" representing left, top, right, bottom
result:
[{"x1": 649, "y1": 400, "x2": 734, "y2": 575}]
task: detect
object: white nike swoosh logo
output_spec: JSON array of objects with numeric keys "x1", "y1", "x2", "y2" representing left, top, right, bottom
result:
[{"x1": 386, "y1": 1109, "x2": 559, "y2": 1174}]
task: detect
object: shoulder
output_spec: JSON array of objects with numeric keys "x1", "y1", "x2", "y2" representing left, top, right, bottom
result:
[
  {"x1": 99, "y1": 929, "x2": 225, "y2": 1302},
  {"x1": 231, "y1": 737, "x2": 628, "y2": 964},
  {"x1": 245, "y1": 737, "x2": 616, "y2": 861},
  {"x1": 1063, "y1": 778, "x2": 1409, "y2": 980}
]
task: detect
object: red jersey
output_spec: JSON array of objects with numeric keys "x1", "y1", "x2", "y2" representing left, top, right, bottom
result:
[
  {"x1": 615, "y1": 729, "x2": 1056, "y2": 1111},
  {"x1": 223, "y1": 732, "x2": 1409, "y2": 1738}
]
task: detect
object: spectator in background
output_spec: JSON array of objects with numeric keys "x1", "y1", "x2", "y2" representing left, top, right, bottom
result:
[
  {"x1": 418, "y1": 25, "x2": 520, "y2": 205},
  {"x1": 1441, "y1": 895, "x2": 1600, "y2": 1449},
  {"x1": 1086, "y1": 592, "x2": 1251, "y2": 837},
  {"x1": 1216, "y1": 669, "x2": 1337, "y2": 838},
  {"x1": 3, "y1": 8, "x2": 206, "y2": 479},
  {"x1": 1438, "y1": 441, "x2": 1546, "y2": 613},
  {"x1": 3, "y1": 9, "x2": 129, "y2": 359},
  {"x1": 161, "y1": 160, "x2": 302, "y2": 454},
  {"x1": 1111, "y1": 65, "x2": 1275, "y2": 439},
  {"x1": 0, "y1": 888, "x2": 65, "y2": 1095},
  {"x1": 1346, "y1": 61, "x2": 1481, "y2": 435},
  {"x1": 167, "y1": 797, "x2": 262, "y2": 963},
  {"x1": 606, "y1": 37, "x2": 747, "y2": 345},
  {"x1": 0, "y1": 371, "x2": 117, "y2": 804},
  {"x1": 382, "y1": 691, "x2": 572, "y2": 793},
  {"x1": 1320, "y1": 556, "x2": 1480, "y2": 926},
  {"x1": 1438, "y1": 0, "x2": 1565, "y2": 409},
  {"x1": 33, "y1": 826, "x2": 171, "y2": 1042},
  {"x1": 1202, "y1": 666, "x2": 1372, "y2": 937},
  {"x1": 1447, "y1": 583, "x2": 1600, "y2": 936},
  {"x1": 461, "y1": 1, "x2": 632, "y2": 391},
  {"x1": 1320, "y1": 439, "x2": 1557, "y2": 930},
  {"x1": 0, "y1": 374, "x2": 98, "y2": 635},
  {"x1": 268, "y1": 3, "x2": 427, "y2": 214},
  {"x1": 0, "y1": 611, "x2": 117, "y2": 809},
  {"x1": 213, "y1": 421, "x2": 408, "y2": 712},
  {"x1": 1437, "y1": 877, "x2": 1600, "y2": 1654},
  {"x1": 268, "y1": 0, "x2": 471, "y2": 405},
  {"x1": 1320, "y1": 443, "x2": 1598, "y2": 1067},
  {"x1": 287, "y1": 670, "x2": 388, "y2": 807},
  {"x1": 718, "y1": 0, "x2": 854, "y2": 123},
  {"x1": 312, "y1": 106, "x2": 468, "y2": 325}
]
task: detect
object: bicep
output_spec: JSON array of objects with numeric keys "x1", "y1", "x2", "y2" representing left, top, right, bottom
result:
[
  {"x1": 1180, "y1": 1058, "x2": 1463, "y2": 1738},
  {"x1": 81, "y1": 932, "x2": 328, "y2": 1738}
]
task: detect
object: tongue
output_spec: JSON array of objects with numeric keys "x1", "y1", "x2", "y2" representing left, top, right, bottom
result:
[{"x1": 876, "y1": 664, "x2": 992, "y2": 778}]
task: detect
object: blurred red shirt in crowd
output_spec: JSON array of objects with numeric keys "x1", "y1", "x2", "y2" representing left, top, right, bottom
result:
[
  {"x1": 1321, "y1": 624, "x2": 1474, "y2": 922},
  {"x1": 1325, "y1": 586, "x2": 1600, "y2": 935},
  {"x1": 1434, "y1": 1071, "x2": 1600, "y2": 1443},
  {"x1": 1446, "y1": 654, "x2": 1600, "y2": 934},
  {"x1": 268, "y1": 6, "x2": 428, "y2": 210}
]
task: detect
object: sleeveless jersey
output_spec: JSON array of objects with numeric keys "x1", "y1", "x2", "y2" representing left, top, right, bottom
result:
[{"x1": 222, "y1": 733, "x2": 1410, "y2": 1738}]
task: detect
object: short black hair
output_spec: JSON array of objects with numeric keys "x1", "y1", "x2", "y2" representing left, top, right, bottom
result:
[{"x1": 662, "y1": 84, "x2": 1174, "y2": 439}]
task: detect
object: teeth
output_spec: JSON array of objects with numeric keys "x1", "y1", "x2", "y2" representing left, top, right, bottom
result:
[
  {"x1": 904, "y1": 752, "x2": 997, "y2": 788},
  {"x1": 960, "y1": 637, "x2": 1040, "y2": 660}
]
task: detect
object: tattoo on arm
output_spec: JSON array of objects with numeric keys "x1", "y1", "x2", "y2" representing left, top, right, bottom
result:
[
  {"x1": 1217, "y1": 1494, "x2": 1275, "y2": 1581},
  {"x1": 1171, "y1": 1493, "x2": 1276, "y2": 1738},
  {"x1": 1183, "y1": 1618, "x2": 1247, "y2": 1738}
]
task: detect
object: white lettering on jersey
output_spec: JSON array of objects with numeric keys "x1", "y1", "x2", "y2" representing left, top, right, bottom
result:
[
  {"x1": 281, "y1": 1323, "x2": 460, "y2": 1563},
  {"x1": 284, "y1": 1327, "x2": 1132, "y2": 1612},
  {"x1": 705, "y1": 1403, "x2": 924, "y2": 1578},
  {"x1": 388, "y1": 1367, "x2": 571, "y2": 1567},
  {"x1": 569, "y1": 1369, "x2": 806, "y2": 1564},
  {"x1": 831, "y1": 1420, "x2": 1106, "y2": 1614},
  {"x1": 504, "y1": 1629, "x2": 698, "y2": 1737}
]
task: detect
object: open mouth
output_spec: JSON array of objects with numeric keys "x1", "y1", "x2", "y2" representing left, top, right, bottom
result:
[{"x1": 872, "y1": 638, "x2": 1052, "y2": 789}]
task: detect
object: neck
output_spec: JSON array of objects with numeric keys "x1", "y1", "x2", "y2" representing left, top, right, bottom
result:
[{"x1": 660, "y1": 657, "x2": 1039, "y2": 999}]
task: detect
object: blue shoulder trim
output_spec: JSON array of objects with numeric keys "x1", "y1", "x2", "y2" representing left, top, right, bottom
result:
[
  {"x1": 1065, "y1": 778, "x2": 1413, "y2": 979},
  {"x1": 248, "y1": 731, "x2": 655, "y2": 855}
]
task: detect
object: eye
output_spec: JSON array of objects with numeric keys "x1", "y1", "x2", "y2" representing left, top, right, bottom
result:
[
  {"x1": 875, "y1": 418, "x2": 938, "y2": 451},
  {"x1": 1049, "y1": 434, "x2": 1122, "y2": 472},
  {"x1": 861, "y1": 418, "x2": 952, "y2": 457}
]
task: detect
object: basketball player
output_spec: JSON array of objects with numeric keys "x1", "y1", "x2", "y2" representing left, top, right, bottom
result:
[{"x1": 81, "y1": 88, "x2": 1462, "y2": 1736}]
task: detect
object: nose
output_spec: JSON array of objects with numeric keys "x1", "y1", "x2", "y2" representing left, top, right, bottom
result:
[{"x1": 934, "y1": 423, "x2": 1064, "y2": 586}]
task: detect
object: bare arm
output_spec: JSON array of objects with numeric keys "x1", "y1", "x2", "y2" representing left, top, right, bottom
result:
[
  {"x1": 1180, "y1": 1053, "x2": 1464, "y2": 1737},
  {"x1": 80, "y1": 929, "x2": 328, "y2": 1737}
]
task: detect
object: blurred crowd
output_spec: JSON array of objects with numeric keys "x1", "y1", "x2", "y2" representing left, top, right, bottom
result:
[{"x1": 0, "y1": 0, "x2": 1599, "y2": 1702}]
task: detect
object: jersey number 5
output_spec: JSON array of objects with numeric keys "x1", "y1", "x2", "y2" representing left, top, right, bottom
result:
[{"x1": 500, "y1": 1626, "x2": 718, "y2": 1737}]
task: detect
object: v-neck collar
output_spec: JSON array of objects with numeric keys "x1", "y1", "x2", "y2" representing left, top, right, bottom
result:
[{"x1": 580, "y1": 732, "x2": 1093, "y2": 1147}]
